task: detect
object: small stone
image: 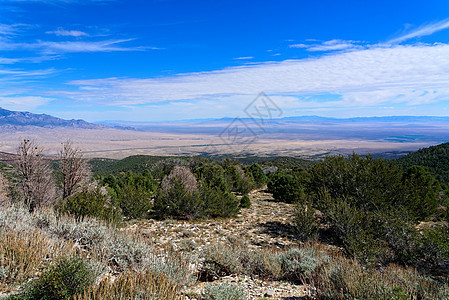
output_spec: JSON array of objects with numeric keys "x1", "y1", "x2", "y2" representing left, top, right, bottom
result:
[{"x1": 265, "y1": 289, "x2": 275, "y2": 297}]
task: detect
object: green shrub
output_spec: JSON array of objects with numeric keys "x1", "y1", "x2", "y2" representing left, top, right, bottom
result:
[
  {"x1": 293, "y1": 196, "x2": 319, "y2": 241},
  {"x1": 246, "y1": 163, "x2": 268, "y2": 189},
  {"x1": 419, "y1": 226, "x2": 449, "y2": 268},
  {"x1": 202, "y1": 282, "x2": 246, "y2": 300},
  {"x1": 102, "y1": 171, "x2": 156, "y2": 220},
  {"x1": 154, "y1": 179, "x2": 203, "y2": 220},
  {"x1": 268, "y1": 170, "x2": 303, "y2": 203},
  {"x1": 115, "y1": 182, "x2": 152, "y2": 219},
  {"x1": 154, "y1": 166, "x2": 203, "y2": 220},
  {"x1": 200, "y1": 184, "x2": 240, "y2": 218},
  {"x1": 58, "y1": 186, "x2": 122, "y2": 223},
  {"x1": 239, "y1": 194, "x2": 251, "y2": 208},
  {"x1": 402, "y1": 165, "x2": 440, "y2": 220},
  {"x1": 195, "y1": 163, "x2": 240, "y2": 218},
  {"x1": 17, "y1": 256, "x2": 96, "y2": 300},
  {"x1": 221, "y1": 159, "x2": 253, "y2": 194},
  {"x1": 309, "y1": 154, "x2": 404, "y2": 211},
  {"x1": 306, "y1": 154, "x2": 449, "y2": 268}
]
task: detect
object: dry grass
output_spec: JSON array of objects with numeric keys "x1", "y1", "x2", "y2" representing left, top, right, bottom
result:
[
  {"x1": 0, "y1": 204, "x2": 196, "y2": 297},
  {"x1": 312, "y1": 251, "x2": 449, "y2": 299},
  {"x1": 200, "y1": 239, "x2": 449, "y2": 299},
  {"x1": 75, "y1": 269, "x2": 179, "y2": 300},
  {"x1": 0, "y1": 230, "x2": 74, "y2": 292}
]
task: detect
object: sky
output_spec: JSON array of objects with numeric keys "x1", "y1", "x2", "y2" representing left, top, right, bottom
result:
[{"x1": 0, "y1": 0, "x2": 449, "y2": 122}]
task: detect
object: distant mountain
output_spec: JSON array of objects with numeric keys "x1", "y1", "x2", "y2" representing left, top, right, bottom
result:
[
  {"x1": 0, "y1": 107, "x2": 106, "y2": 129},
  {"x1": 396, "y1": 142, "x2": 449, "y2": 184}
]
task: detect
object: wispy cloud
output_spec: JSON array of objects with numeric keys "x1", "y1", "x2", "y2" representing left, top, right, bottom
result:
[
  {"x1": 62, "y1": 43, "x2": 449, "y2": 109},
  {"x1": 0, "y1": 95, "x2": 53, "y2": 111},
  {"x1": 290, "y1": 39, "x2": 363, "y2": 52},
  {"x1": 35, "y1": 39, "x2": 147, "y2": 53},
  {"x1": 0, "y1": 57, "x2": 21, "y2": 64},
  {"x1": 388, "y1": 18, "x2": 449, "y2": 44},
  {"x1": 0, "y1": 67, "x2": 57, "y2": 79},
  {"x1": 234, "y1": 56, "x2": 254, "y2": 60},
  {"x1": 0, "y1": 23, "x2": 25, "y2": 36},
  {"x1": 0, "y1": 38, "x2": 156, "y2": 54},
  {"x1": 46, "y1": 28, "x2": 89, "y2": 37}
]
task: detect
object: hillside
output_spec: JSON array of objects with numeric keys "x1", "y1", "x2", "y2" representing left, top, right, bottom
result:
[
  {"x1": 396, "y1": 142, "x2": 449, "y2": 184},
  {"x1": 0, "y1": 107, "x2": 105, "y2": 129},
  {"x1": 89, "y1": 154, "x2": 315, "y2": 177}
]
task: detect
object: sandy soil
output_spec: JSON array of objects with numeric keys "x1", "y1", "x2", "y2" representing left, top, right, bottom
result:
[{"x1": 0, "y1": 126, "x2": 432, "y2": 159}]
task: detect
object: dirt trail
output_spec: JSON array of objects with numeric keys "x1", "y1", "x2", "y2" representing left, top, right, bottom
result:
[{"x1": 124, "y1": 189, "x2": 310, "y2": 299}]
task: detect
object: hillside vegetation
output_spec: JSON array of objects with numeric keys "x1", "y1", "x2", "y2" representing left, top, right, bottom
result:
[
  {"x1": 396, "y1": 142, "x2": 449, "y2": 185},
  {"x1": 1, "y1": 140, "x2": 449, "y2": 299}
]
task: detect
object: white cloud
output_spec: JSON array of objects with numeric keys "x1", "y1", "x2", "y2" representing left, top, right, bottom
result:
[
  {"x1": 46, "y1": 28, "x2": 89, "y2": 37},
  {"x1": 290, "y1": 39, "x2": 362, "y2": 52},
  {"x1": 0, "y1": 95, "x2": 52, "y2": 111},
  {"x1": 62, "y1": 43, "x2": 449, "y2": 109},
  {"x1": 234, "y1": 56, "x2": 254, "y2": 60},
  {"x1": 388, "y1": 18, "x2": 449, "y2": 44},
  {"x1": 0, "y1": 38, "x2": 155, "y2": 54},
  {"x1": 0, "y1": 57, "x2": 21, "y2": 64},
  {"x1": 289, "y1": 43, "x2": 308, "y2": 49},
  {"x1": 0, "y1": 67, "x2": 56, "y2": 78},
  {"x1": 0, "y1": 24, "x2": 17, "y2": 36},
  {"x1": 35, "y1": 39, "x2": 144, "y2": 53}
]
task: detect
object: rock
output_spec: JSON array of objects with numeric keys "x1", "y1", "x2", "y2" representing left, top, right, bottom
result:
[{"x1": 265, "y1": 289, "x2": 275, "y2": 297}]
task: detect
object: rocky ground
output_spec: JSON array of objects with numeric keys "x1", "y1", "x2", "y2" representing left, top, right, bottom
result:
[{"x1": 123, "y1": 189, "x2": 312, "y2": 299}]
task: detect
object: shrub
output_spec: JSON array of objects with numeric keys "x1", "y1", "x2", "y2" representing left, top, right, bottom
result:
[
  {"x1": 103, "y1": 171, "x2": 156, "y2": 219},
  {"x1": 76, "y1": 269, "x2": 178, "y2": 300},
  {"x1": 16, "y1": 256, "x2": 96, "y2": 300},
  {"x1": 196, "y1": 163, "x2": 240, "y2": 218},
  {"x1": 275, "y1": 247, "x2": 328, "y2": 284},
  {"x1": 222, "y1": 162, "x2": 254, "y2": 194},
  {"x1": 154, "y1": 166, "x2": 203, "y2": 220},
  {"x1": 202, "y1": 282, "x2": 247, "y2": 300},
  {"x1": 268, "y1": 170, "x2": 303, "y2": 203},
  {"x1": 58, "y1": 185, "x2": 122, "y2": 223},
  {"x1": 309, "y1": 154, "x2": 404, "y2": 211},
  {"x1": 200, "y1": 184, "x2": 240, "y2": 218},
  {"x1": 200, "y1": 239, "x2": 328, "y2": 284},
  {"x1": 246, "y1": 163, "x2": 268, "y2": 189},
  {"x1": 239, "y1": 194, "x2": 251, "y2": 208},
  {"x1": 0, "y1": 203, "x2": 196, "y2": 292},
  {"x1": 0, "y1": 230, "x2": 73, "y2": 292},
  {"x1": 402, "y1": 165, "x2": 440, "y2": 220},
  {"x1": 418, "y1": 226, "x2": 449, "y2": 268},
  {"x1": 314, "y1": 259, "x2": 449, "y2": 300},
  {"x1": 293, "y1": 196, "x2": 319, "y2": 241}
]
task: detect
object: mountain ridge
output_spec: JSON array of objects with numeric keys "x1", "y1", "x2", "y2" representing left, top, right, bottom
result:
[{"x1": 0, "y1": 107, "x2": 138, "y2": 130}]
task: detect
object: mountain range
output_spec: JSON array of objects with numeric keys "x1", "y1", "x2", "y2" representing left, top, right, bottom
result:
[{"x1": 0, "y1": 107, "x2": 105, "y2": 129}]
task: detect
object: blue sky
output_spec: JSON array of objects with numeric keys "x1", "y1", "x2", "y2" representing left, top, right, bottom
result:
[{"x1": 1, "y1": 0, "x2": 449, "y2": 122}]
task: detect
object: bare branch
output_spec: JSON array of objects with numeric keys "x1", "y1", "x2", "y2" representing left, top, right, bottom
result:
[
  {"x1": 58, "y1": 140, "x2": 90, "y2": 200},
  {"x1": 14, "y1": 139, "x2": 56, "y2": 212}
]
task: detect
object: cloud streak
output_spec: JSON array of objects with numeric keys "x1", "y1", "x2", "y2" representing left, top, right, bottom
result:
[
  {"x1": 0, "y1": 38, "x2": 155, "y2": 54},
  {"x1": 388, "y1": 18, "x2": 449, "y2": 44},
  {"x1": 46, "y1": 28, "x2": 89, "y2": 37},
  {"x1": 290, "y1": 39, "x2": 363, "y2": 52}
]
